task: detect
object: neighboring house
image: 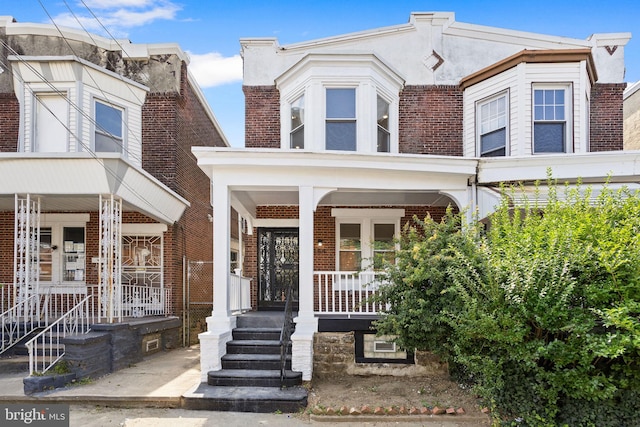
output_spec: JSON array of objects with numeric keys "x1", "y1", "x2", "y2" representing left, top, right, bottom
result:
[
  {"x1": 194, "y1": 11, "x2": 635, "y2": 381},
  {"x1": 0, "y1": 16, "x2": 228, "y2": 349},
  {"x1": 624, "y1": 80, "x2": 640, "y2": 149}
]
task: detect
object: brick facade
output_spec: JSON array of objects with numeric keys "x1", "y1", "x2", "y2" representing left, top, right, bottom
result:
[
  {"x1": 399, "y1": 85, "x2": 464, "y2": 156},
  {"x1": 590, "y1": 83, "x2": 626, "y2": 151},
  {"x1": 243, "y1": 85, "x2": 281, "y2": 148},
  {"x1": 0, "y1": 93, "x2": 19, "y2": 152}
]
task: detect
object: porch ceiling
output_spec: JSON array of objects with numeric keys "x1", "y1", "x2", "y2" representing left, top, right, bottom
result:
[
  {"x1": 0, "y1": 153, "x2": 189, "y2": 224},
  {"x1": 233, "y1": 188, "x2": 455, "y2": 207}
]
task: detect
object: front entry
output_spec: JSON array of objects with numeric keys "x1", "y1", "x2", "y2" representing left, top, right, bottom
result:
[{"x1": 257, "y1": 228, "x2": 299, "y2": 310}]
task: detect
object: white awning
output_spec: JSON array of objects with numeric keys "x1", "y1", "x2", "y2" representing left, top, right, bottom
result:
[{"x1": 0, "y1": 153, "x2": 189, "y2": 224}]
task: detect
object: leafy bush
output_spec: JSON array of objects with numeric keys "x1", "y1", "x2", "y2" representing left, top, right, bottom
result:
[{"x1": 375, "y1": 179, "x2": 640, "y2": 426}]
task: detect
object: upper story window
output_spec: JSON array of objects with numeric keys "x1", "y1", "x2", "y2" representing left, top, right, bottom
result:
[
  {"x1": 377, "y1": 96, "x2": 390, "y2": 153},
  {"x1": 533, "y1": 85, "x2": 571, "y2": 153},
  {"x1": 478, "y1": 92, "x2": 508, "y2": 157},
  {"x1": 95, "y1": 100, "x2": 125, "y2": 153},
  {"x1": 326, "y1": 88, "x2": 357, "y2": 151},
  {"x1": 461, "y1": 50, "x2": 593, "y2": 157},
  {"x1": 35, "y1": 93, "x2": 69, "y2": 152},
  {"x1": 290, "y1": 95, "x2": 305, "y2": 149},
  {"x1": 11, "y1": 56, "x2": 147, "y2": 166},
  {"x1": 276, "y1": 54, "x2": 404, "y2": 154}
]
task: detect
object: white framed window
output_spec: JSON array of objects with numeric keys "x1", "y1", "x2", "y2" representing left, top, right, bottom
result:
[
  {"x1": 377, "y1": 95, "x2": 390, "y2": 153},
  {"x1": 333, "y1": 209, "x2": 403, "y2": 272},
  {"x1": 38, "y1": 214, "x2": 90, "y2": 289},
  {"x1": 94, "y1": 99, "x2": 125, "y2": 153},
  {"x1": 477, "y1": 91, "x2": 508, "y2": 157},
  {"x1": 533, "y1": 84, "x2": 572, "y2": 154},
  {"x1": 34, "y1": 93, "x2": 69, "y2": 152},
  {"x1": 326, "y1": 88, "x2": 357, "y2": 151},
  {"x1": 290, "y1": 94, "x2": 305, "y2": 149}
]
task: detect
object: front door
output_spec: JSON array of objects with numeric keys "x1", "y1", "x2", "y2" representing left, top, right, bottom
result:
[{"x1": 258, "y1": 228, "x2": 299, "y2": 310}]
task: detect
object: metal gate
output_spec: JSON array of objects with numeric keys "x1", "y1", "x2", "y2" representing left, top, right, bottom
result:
[
  {"x1": 184, "y1": 260, "x2": 213, "y2": 346},
  {"x1": 258, "y1": 228, "x2": 299, "y2": 310}
]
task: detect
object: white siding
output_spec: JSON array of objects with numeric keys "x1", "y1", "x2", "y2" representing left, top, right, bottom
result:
[{"x1": 464, "y1": 61, "x2": 589, "y2": 157}]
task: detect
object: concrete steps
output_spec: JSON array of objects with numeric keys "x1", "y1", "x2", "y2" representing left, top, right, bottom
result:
[{"x1": 184, "y1": 312, "x2": 307, "y2": 413}]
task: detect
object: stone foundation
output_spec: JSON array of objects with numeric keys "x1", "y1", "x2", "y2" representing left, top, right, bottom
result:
[{"x1": 313, "y1": 332, "x2": 448, "y2": 379}]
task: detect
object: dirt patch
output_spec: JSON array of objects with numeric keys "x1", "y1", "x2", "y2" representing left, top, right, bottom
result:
[{"x1": 307, "y1": 372, "x2": 485, "y2": 414}]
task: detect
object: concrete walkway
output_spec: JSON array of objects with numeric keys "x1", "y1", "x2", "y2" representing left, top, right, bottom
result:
[
  {"x1": 0, "y1": 345, "x2": 201, "y2": 407},
  {"x1": 0, "y1": 345, "x2": 489, "y2": 426}
]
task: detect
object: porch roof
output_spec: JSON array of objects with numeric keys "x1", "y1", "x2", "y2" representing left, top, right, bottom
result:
[
  {"x1": 0, "y1": 153, "x2": 189, "y2": 224},
  {"x1": 192, "y1": 148, "x2": 478, "y2": 212}
]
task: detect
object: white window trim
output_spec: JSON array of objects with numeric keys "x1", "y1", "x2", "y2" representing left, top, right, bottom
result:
[
  {"x1": 476, "y1": 90, "x2": 509, "y2": 157},
  {"x1": 332, "y1": 208, "x2": 403, "y2": 271},
  {"x1": 277, "y1": 54, "x2": 403, "y2": 154},
  {"x1": 532, "y1": 82, "x2": 573, "y2": 154},
  {"x1": 93, "y1": 97, "x2": 127, "y2": 155},
  {"x1": 40, "y1": 213, "x2": 90, "y2": 288}
]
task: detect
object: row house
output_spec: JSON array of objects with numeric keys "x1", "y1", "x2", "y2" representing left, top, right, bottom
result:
[
  {"x1": 194, "y1": 12, "x2": 634, "y2": 380},
  {"x1": 0, "y1": 16, "x2": 228, "y2": 358}
]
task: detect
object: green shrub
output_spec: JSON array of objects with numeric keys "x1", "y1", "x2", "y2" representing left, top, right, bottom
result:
[{"x1": 375, "y1": 177, "x2": 640, "y2": 426}]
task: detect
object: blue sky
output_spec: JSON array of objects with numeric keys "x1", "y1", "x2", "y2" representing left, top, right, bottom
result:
[{"x1": 9, "y1": 0, "x2": 640, "y2": 147}]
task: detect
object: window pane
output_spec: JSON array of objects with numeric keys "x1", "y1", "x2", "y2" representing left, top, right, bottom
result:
[
  {"x1": 340, "y1": 224, "x2": 361, "y2": 250},
  {"x1": 95, "y1": 133, "x2": 122, "y2": 152},
  {"x1": 291, "y1": 126, "x2": 304, "y2": 149},
  {"x1": 62, "y1": 227, "x2": 85, "y2": 282},
  {"x1": 374, "y1": 224, "x2": 394, "y2": 250},
  {"x1": 480, "y1": 128, "x2": 506, "y2": 157},
  {"x1": 534, "y1": 123, "x2": 565, "y2": 153},
  {"x1": 36, "y1": 95, "x2": 68, "y2": 152},
  {"x1": 39, "y1": 228, "x2": 52, "y2": 281},
  {"x1": 534, "y1": 106, "x2": 544, "y2": 120},
  {"x1": 377, "y1": 96, "x2": 389, "y2": 130},
  {"x1": 326, "y1": 88, "x2": 355, "y2": 118},
  {"x1": 291, "y1": 95, "x2": 304, "y2": 128},
  {"x1": 326, "y1": 122, "x2": 356, "y2": 151},
  {"x1": 96, "y1": 102, "x2": 123, "y2": 138},
  {"x1": 339, "y1": 251, "x2": 361, "y2": 271},
  {"x1": 377, "y1": 127, "x2": 390, "y2": 152},
  {"x1": 534, "y1": 90, "x2": 544, "y2": 105}
]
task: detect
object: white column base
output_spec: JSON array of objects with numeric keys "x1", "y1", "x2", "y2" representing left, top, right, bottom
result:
[
  {"x1": 291, "y1": 315, "x2": 318, "y2": 381},
  {"x1": 198, "y1": 314, "x2": 237, "y2": 382}
]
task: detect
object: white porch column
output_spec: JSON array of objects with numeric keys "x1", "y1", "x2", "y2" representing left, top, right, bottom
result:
[
  {"x1": 292, "y1": 185, "x2": 318, "y2": 381},
  {"x1": 199, "y1": 181, "x2": 236, "y2": 382}
]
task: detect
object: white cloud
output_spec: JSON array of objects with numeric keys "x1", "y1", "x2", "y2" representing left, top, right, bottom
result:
[
  {"x1": 188, "y1": 52, "x2": 243, "y2": 88},
  {"x1": 50, "y1": 0, "x2": 181, "y2": 36}
]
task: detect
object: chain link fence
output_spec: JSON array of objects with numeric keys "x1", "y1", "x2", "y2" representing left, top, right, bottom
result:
[{"x1": 184, "y1": 260, "x2": 213, "y2": 346}]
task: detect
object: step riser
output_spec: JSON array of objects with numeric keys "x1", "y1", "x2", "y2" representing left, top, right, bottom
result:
[
  {"x1": 226, "y1": 345, "x2": 287, "y2": 355},
  {"x1": 183, "y1": 395, "x2": 307, "y2": 413},
  {"x1": 236, "y1": 315, "x2": 285, "y2": 329},
  {"x1": 208, "y1": 377, "x2": 301, "y2": 387},
  {"x1": 221, "y1": 360, "x2": 290, "y2": 370},
  {"x1": 232, "y1": 331, "x2": 281, "y2": 341}
]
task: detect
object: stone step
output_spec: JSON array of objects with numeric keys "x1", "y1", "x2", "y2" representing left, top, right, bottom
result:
[
  {"x1": 232, "y1": 327, "x2": 282, "y2": 341},
  {"x1": 221, "y1": 353, "x2": 291, "y2": 370},
  {"x1": 208, "y1": 369, "x2": 302, "y2": 388},
  {"x1": 184, "y1": 383, "x2": 307, "y2": 413},
  {"x1": 226, "y1": 339, "x2": 287, "y2": 355},
  {"x1": 0, "y1": 354, "x2": 29, "y2": 374},
  {"x1": 236, "y1": 313, "x2": 291, "y2": 328}
]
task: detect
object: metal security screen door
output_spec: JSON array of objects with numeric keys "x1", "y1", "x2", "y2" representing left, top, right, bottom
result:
[{"x1": 258, "y1": 228, "x2": 299, "y2": 310}]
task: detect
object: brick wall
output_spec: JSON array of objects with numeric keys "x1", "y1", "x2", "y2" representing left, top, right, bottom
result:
[
  {"x1": 399, "y1": 85, "x2": 463, "y2": 155},
  {"x1": 0, "y1": 212, "x2": 14, "y2": 287},
  {"x1": 0, "y1": 93, "x2": 19, "y2": 152},
  {"x1": 590, "y1": 83, "x2": 626, "y2": 151},
  {"x1": 243, "y1": 85, "x2": 280, "y2": 148}
]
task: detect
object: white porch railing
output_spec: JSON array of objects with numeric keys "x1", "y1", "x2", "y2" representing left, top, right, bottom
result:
[
  {"x1": 26, "y1": 295, "x2": 96, "y2": 375},
  {"x1": 86, "y1": 284, "x2": 171, "y2": 318},
  {"x1": 230, "y1": 272, "x2": 251, "y2": 314},
  {"x1": 314, "y1": 271, "x2": 389, "y2": 315},
  {"x1": 1, "y1": 294, "x2": 40, "y2": 354}
]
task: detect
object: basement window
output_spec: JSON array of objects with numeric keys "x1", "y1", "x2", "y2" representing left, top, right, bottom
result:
[{"x1": 355, "y1": 331, "x2": 413, "y2": 364}]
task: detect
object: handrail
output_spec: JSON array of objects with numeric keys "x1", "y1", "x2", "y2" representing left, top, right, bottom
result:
[
  {"x1": 279, "y1": 283, "x2": 295, "y2": 385},
  {"x1": 25, "y1": 295, "x2": 95, "y2": 376},
  {"x1": 0, "y1": 294, "x2": 40, "y2": 355}
]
